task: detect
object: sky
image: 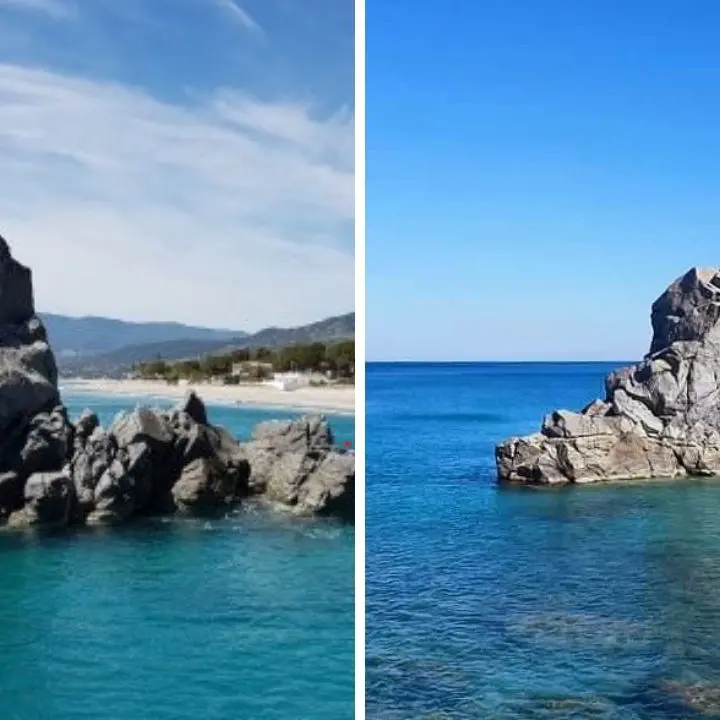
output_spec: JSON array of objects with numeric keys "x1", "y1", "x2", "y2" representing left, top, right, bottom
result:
[
  {"x1": 0, "y1": 0, "x2": 353, "y2": 331},
  {"x1": 367, "y1": 0, "x2": 720, "y2": 361}
]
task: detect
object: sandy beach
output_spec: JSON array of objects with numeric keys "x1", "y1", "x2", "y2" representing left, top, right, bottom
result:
[{"x1": 61, "y1": 378, "x2": 355, "y2": 414}]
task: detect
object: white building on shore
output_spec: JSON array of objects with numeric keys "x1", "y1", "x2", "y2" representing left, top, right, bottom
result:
[{"x1": 264, "y1": 372, "x2": 312, "y2": 391}]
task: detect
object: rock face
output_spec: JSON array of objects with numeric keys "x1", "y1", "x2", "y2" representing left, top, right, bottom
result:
[
  {"x1": 0, "y1": 237, "x2": 354, "y2": 527},
  {"x1": 244, "y1": 416, "x2": 354, "y2": 521},
  {"x1": 497, "y1": 267, "x2": 720, "y2": 485},
  {"x1": 0, "y1": 237, "x2": 72, "y2": 520}
]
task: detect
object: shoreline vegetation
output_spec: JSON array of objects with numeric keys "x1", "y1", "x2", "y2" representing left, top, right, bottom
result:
[
  {"x1": 57, "y1": 333, "x2": 355, "y2": 414},
  {"x1": 133, "y1": 340, "x2": 354, "y2": 385},
  {"x1": 59, "y1": 339, "x2": 357, "y2": 413}
]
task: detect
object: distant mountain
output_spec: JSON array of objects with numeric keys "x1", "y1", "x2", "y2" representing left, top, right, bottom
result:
[
  {"x1": 57, "y1": 312, "x2": 355, "y2": 377},
  {"x1": 234, "y1": 312, "x2": 355, "y2": 349},
  {"x1": 40, "y1": 313, "x2": 246, "y2": 357}
]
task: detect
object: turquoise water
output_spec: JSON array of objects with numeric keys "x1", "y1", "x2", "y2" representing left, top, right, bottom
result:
[
  {"x1": 0, "y1": 392, "x2": 354, "y2": 720},
  {"x1": 367, "y1": 362, "x2": 720, "y2": 719}
]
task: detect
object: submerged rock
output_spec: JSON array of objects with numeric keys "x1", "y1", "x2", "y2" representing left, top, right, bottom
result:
[
  {"x1": 497, "y1": 267, "x2": 720, "y2": 484},
  {"x1": 663, "y1": 680, "x2": 720, "y2": 717}
]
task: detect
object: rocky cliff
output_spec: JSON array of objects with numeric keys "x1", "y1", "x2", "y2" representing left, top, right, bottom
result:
[
  {"x1": 496, "y1": 267, "x2": 720, "y2": 485},
  {"x1": 0, "y1": 237, "x2": 353, "y2": 527}
]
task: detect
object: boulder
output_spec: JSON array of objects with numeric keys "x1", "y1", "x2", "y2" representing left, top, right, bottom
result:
[
  {"x1": 87, "y1": 459, "x2": 140, "y2": 525},
  {"x1": 497, "y1": 266, "x2": 720, "y2": 485},
  {"x1": 171, "y1": 457, "x2": 237, "y2": 513},
  {"x1": 23, "y1": 471, "x2": 74, "y2": 526},
  {"x1": 75, "y1": 409, "x2": 99, "y2": 440},
  {"x1": 245, "y1": 414, "x2": 354, "y2": 520},
  {"x1": 301, "y1": 452, "x2": 355, "y2": 520},
  {"x1": 245, "y1": 415, "x2": 334, "y2": 493},
  {"x1": 261, "y1": 449, "x2": 355, "y2": 521},
  {"x1": 649, "y1": 267, "x2": 720, "y2": 353},
  {"x1": 76, "y1": 404, "x2": 250, "y2": 520},
  {"x1": 252, "y1": 414, "x2": 334, "y2": 453},
  {"x1": 20, "y1": 406, "x2": 73, "y2": 474},
  {"x1": 0, "y1": 341, "x2": 60, "y2": 441},
  {"x1": 110, "y1": 407, "x2": 172, "y2": 448}
]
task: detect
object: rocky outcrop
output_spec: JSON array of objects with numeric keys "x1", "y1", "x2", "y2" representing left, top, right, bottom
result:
[
  {"x1": 67, "y1": 401, "x2": 351, "y2": 525},
  {"x1": 0, "y1": 237, "x2": 73, "y2": 519},
  {"x1": 244, "y1": 416, "x2": 354, "y2": 521},
  {"x1": 0, "y1": 237, "x2": 354, "y2": 527},
  {"x1": 497, "y1": 267, "x2": 720, "y2": 485}
]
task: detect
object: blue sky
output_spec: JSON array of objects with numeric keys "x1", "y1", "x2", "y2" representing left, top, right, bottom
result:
[
  {"x1": 0, "y1": 0, "x2": 353, "y2": 330},
  {"x1": 367, "y1": 0, "x2": 720, "y2": 361}
]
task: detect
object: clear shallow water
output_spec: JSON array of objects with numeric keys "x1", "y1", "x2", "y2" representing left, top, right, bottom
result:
[
  {"x1": 0, "y1": 393, "x2": 354, "y2": 720},
  {"x1": 366, "y1": 362, "x2": 720, "y2": 719}
]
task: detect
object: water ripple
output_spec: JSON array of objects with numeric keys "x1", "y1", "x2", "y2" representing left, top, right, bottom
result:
[{"x1": 367, "y1": 363, "x2": 720, "y2": 719}]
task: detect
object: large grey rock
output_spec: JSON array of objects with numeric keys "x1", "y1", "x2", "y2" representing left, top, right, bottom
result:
[
  {"x1": 171, "y1": 457, "x2": 238, "y2": 513},
  {"x1": 20, "y1": 406, "x2": 73, "y2": 474},
  {"x1": 152, "y1": 412, "x2": 249, "y2": 511},
  {"x1": 0, "y1": 241, "x2": 61, "y2": 477},
  {"x1": 68, "y1": 418, "x2": 115, "y2": 520},
  {"x1": 0, "y1": 340, "x2": 59, "y2": 436},
  {"x1": 110, "y1": 407, "x2": 172, "y2": 448},
  {"x1": 649, "y1": 267, "x2": 720, "y2": 354},
  {"x1": 75, "y1": 409, "x2": 99, "y2": 440},
  {"x1": 300, "y1": 452, "x2": 355, "y2": 520},
  {"x1": 497, "y1": 267, "x2": 720, "y2": 485},
  {"x1": 246, "y1": 415, "x2": 334, "y2": 493},
  {"x1": 87, "y1": 458, "x2": 142, "y2": 525},
  {"x1": 497, "y1": 433, "x2": 683, "y2": 485},
  {"x1": 245, "y1": 414, "x2": 354, "y2": 520},
  {"x1": 252, "y1": 415, "x2": 333, "y2": 453},
  {"x1": 23, "y1": 471, "x2": 74, "y2": 525},
  {"x1": 79, "y1": 405, "x2": 250, "y2": 521},
  {"x1": 261, "y1": 449, "x2": 355, "y2": 521}
]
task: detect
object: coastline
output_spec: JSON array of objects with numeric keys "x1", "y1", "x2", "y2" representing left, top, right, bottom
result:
[{"x1": 61, "y1": 378, "x2": 355, "y2": 415}]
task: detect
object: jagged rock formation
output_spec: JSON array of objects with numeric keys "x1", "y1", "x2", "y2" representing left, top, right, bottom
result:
[
  {"x1": 0, "y1": 238, "x2": 354, "y2": 527},
  {"x1": 0, "y1": 237, "x2": 74, "y2": 520},
  {"x1": 244, "y1": 415, "x2": 355, "y2": 518},
  {"x1": 497, "y1": 267, "x2": 720, "y2": 485}
]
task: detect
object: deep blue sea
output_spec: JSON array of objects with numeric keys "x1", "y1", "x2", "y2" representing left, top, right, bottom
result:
[
  {"x1": 0, "y1": 392, "x2": 354, "y2": 720},
  {"x1": 367, "y1": 362, "x2": 720, "y2": 719}
]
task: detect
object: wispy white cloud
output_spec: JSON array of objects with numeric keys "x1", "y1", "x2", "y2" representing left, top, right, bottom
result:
[
  {"x1": 0, "y1": 64, "x2": 354, "y2": 329},
  {"x1": 0, "y1": 0, "x2": 70, "y2": 19},
  {"x1": 215, "y1": 0, "x2": 263, "y2": 35}
]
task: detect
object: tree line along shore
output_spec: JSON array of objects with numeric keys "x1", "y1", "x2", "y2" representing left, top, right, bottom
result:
[{"x1": 133, "y1": 339, "x2": 355, "y2": 386}]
